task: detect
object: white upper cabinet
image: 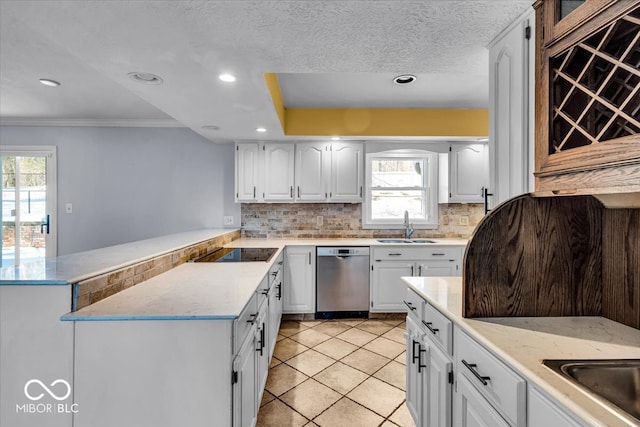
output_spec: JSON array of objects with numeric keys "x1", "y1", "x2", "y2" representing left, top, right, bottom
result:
[
  {"x1": 234, "y1": 141, "x2": 363, "y2": 204},
  {"x1": 295, "y1": 142, "x2": 329, "y2": 201},
  {"x1": 449, "y1": 144, "x2": 489, "y2": 203},
  {"x1": 439, "y1": 144, "x2": 489, "y2": 204},
  {"x1": 263, "y1": 143, "x2": 295, "y2": 202},
  {"x1": 488, "y1": 8, "x2": 535, "y2": 208},
  {"x1": 330, "y1": 142, "x2": 363, "y2": 202},
  {"x1": 235, "y1": 143, "x2": 260, "y2": 202}
]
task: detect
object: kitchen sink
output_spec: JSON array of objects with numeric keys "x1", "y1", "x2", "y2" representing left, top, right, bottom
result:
[
  {"x1": 543, "y1": 359, "x2": 640, "y2": 421},
  {"x1": 411, "y1": 239, "x2": 436, "y2": 243}
]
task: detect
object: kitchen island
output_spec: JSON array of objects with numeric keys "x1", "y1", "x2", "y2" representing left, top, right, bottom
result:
[{"x1": 402, "y1": 276, "x2": 640, "y2": 427}]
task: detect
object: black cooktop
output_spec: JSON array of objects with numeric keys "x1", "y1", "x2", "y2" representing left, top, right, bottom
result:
[{"x1": 192, "y1": 247, "x2": 278, "y2": 263}]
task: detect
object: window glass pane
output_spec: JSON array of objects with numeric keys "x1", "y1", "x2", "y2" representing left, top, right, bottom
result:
[
  {"x1": 371, "y1": 190, "x2": 426, "y2": 220},
  {"x1": 371, "y1": 159, "x2": 424, "y2": 188}
]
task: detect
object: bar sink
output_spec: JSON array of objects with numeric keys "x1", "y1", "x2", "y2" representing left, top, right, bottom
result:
[
  {"x1": 376, "y1": 239, "x2": 413, "y2": 243},
  {"x1": 411, "y1": 239, "x2": 436, "y2": 243},
  {"x1": 543, "y1": 359, "x2": 640, "y2": 421}
]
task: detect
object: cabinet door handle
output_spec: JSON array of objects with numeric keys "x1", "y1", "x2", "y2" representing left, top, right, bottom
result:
[
  {"x1": 411, "y1": 265, "x2": 414, "y2": 276},
  {"x1": 418, "y1": 346, "x2": 427, "y2": 373},
  {"x1": 421, "y1": 320, "x2": 439, "y2": 335},
  {"x1": 253, "y1": 186, "x2": 256, "y2": 199},
  {"x1": 256, "y1": 323, "x2": 265, "y2": 356},
  {"x1": 297, "y1": 186, "x2": 300, "y2": 198},
  {"x1": 403, "y1": 300, "x2": 416, "y2": 311},
  {"x1": 462, "y1": 359, "x2": 490, "y2": 386},
  {"x1": 412, "y1": 340, "x2": 420, "y2": 364},
  {"x1": 308, "y1": 252, "x2": 311, "y2": 264},
  {"x1": 418, "y1": 265, "x2": 422, "y2": 276},
  {"x1": 360, "y1": 186, "x2": 363, "y2": 197},
  {"x1": 276, "y1": 282, "x2": 282, "y2": 300}
]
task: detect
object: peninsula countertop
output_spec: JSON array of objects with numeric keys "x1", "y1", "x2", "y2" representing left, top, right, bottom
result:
[
  {"x1": 402, "y1": 276, "x2": 640, "y2": 427},
  {"x1": 0, "y1": 229, "x2": 238, "y2": 285}
]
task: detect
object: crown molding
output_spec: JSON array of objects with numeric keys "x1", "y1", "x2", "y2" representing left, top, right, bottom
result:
[{"x1": 0, "y1": 117, "x2": 184, "y2": 128}]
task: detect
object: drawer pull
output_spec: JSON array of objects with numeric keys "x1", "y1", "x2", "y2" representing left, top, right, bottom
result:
[
  {"x1": 431, "y1": 253, "x2": 445, "y2": 256},
  {"x1": 404, "y1": 300, "x2": 417, "y2": 311},
  {"x1": 462, "y1": 359, "x2": 491, "y2": 386},
  {"x1": 247, "y1": 313, "x2": 257, "y2": 324},
  {"x1": 388, "y1": 253, "x2": 403, "y2": 256},
  {"x1": 421, "y1": 320, "x2": 439, "y2": 335}
]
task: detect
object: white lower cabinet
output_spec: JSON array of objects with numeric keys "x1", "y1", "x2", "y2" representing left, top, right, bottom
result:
[
  {"x1": 283, "y1": 246, "x2": 315, "y2": 313},
  {"x1": 528, "y1": 387, "x2": 583, "y2": 427},
  {"x1": 405, "y1": 289, "x2": 453, "y2": 427},
  {"x1": 373, "y1": 261, "x2": 415, "y2": 312},
  {"x1": 233, "y1": 323, "x2": 258, "y2": 427},
  {"x1": 455, "y1": 374, "x2": 510, "y2": 427},
  {"x1": 371, "y1": 247, "x2": 462, "y2": 312}
]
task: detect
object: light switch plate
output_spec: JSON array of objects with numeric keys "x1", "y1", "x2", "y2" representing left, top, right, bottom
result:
[{"x1": 223, "y1": 216, "x2": 234, "y2": 226}]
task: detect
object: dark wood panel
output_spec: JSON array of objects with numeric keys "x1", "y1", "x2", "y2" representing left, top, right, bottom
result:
[
  {"x1": 602, "y1": 209, "x2": 640, "y2": 329},
  {"x1": 464, "y1": 194, "x2": 603, "y2": 318}
]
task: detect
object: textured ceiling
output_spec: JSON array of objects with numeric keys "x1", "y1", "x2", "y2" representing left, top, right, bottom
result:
[{"x1": 0, "y1": 0, "x2": 533, "y2": 142}]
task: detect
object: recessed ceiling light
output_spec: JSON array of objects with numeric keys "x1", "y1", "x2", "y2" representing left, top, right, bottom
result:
[
  {"x1": 202, "y1": 125, "x2": 220, "y2": 130},
  {"x1": 219, "y1": 74, "x2": 236, "y2": 83},
  {"x1": 255, "y1": 127, "x2": 267, "y2": 133},
  {"x1": 128, "y1": 72, "x2": 164, "y2": 85},
  {"x1": 393, "y1": 74, "x2": 417, "y2": 85},
  {"x1": 39, "y1": 78, "x2": 61, "y2": 87},
  {"x1": 331, "y1": 136, "x2": 341, "y2": 141}
]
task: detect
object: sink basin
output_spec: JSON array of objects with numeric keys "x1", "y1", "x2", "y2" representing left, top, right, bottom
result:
[
  {"x1": 411, "y1": 239, "x2": 436, "y2": 243},
  {"x1": 376, "y1": 239, "x2": 413, "y2": 243},
  {"x1": 543, "y1": 359, "x2": 640, "y2": 421}
]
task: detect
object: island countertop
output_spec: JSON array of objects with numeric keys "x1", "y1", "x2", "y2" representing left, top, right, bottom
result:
[{"x1": 402, "y1": 276, "x2": 640, "y2": 427}]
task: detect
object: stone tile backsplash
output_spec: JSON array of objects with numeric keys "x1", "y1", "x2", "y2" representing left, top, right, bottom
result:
[
  {"x1": 241, "y1": 203, "x2": 483, "y2": 239},
  {"x1": 74, "y1": 230, "x2": 240, "y2": 310}
]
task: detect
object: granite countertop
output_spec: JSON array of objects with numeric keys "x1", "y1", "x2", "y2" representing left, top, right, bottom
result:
[
  {"x1": 402, "y1": 276, "x2": 640, "y2": 427},
  {"x1": 0, "y1": 229, "x2": 238, "y2": 285}
]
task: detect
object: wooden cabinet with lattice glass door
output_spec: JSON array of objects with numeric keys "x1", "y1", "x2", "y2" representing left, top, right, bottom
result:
[{"x1": 533, "y1": 0, "x2": 640, "y2": 195}]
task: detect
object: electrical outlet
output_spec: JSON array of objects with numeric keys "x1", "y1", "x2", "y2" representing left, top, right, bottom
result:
[
  {"x1": 316, "y1": 216, "x2": 323, "y2": 226},
  {"x1": 65, "y1": 203, "x2": 73, "y2": 214},
  {"x1": 459, "y1": 216, "x2": 469, "y2": 226},
  {"x1": 223, "y1": 216, "x2": 234, "y2": 226}
]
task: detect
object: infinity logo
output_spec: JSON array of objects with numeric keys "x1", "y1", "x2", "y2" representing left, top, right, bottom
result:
[{"x1": 24, "y1": 379, "x2": 71, "y2": 401}]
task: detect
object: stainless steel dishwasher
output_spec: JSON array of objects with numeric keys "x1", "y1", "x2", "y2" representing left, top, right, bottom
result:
[{"x1": 316, "y1": 247, "x2": 370, "y2": 319}]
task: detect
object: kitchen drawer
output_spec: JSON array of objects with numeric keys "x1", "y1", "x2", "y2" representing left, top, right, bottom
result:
[
  {"x1": 256, "y1": 275, "x2": 269, "y2": 299},
  {"x1": 404, "y1": 288, "x2": 424, "y2": 321},
  {"x1": 269, "y1": 253, "x2": 284, "y2": 288},
  {"x1": 455, "y1": 328, "x2": 526, "y2": 427},
  {"x1": 422, "y1": 303, "x2": 453, "y2": 355},
  {"x1": 372, "y1": 246, "x2": 461, "y2": 262},
  {"x1": 234, "y1": 292, "x2": 258, "y2": 354},
  {"x1": 419, "y1": 246, "x2": 461, "y2": 261},
  {"x1": 372, "y1": 247, "x2": 419, "y2": 261}
]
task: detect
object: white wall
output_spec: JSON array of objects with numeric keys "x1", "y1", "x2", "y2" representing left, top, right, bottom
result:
[{"x1": 0, "y1": 126, "x2": 239, "y2": 255}]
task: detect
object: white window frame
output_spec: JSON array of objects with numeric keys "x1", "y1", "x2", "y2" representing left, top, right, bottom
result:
[{"x1": 363, "y1": 149, "x2": 439, "y2": 229}]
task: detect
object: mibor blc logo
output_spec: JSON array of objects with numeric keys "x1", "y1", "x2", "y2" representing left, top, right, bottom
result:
[{"x1": 16, "y1": 379, "x2": 78, "y2": 414}]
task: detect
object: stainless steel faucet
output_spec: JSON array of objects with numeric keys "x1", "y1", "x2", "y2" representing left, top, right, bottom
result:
[{"x1": 403, "y1": 210, "x2": 414, "y2": 239}]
